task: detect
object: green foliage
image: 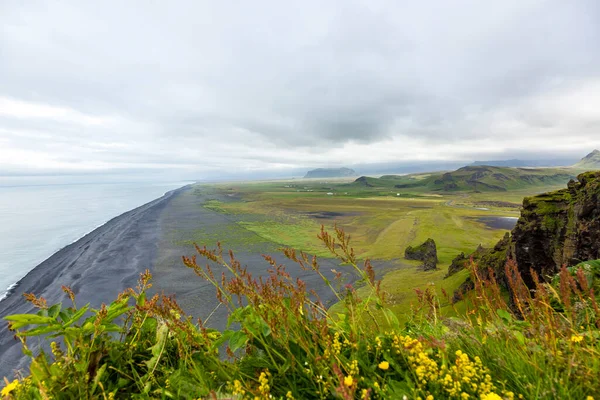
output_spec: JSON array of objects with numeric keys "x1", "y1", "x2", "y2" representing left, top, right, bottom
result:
[{"x1": 2, "y1": 231, "x2": 600, "y2": 399}]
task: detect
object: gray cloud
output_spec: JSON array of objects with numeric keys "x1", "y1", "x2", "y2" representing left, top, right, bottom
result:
[{"x1": 1, "y1": 0, "x2": 600, "y2": 179}]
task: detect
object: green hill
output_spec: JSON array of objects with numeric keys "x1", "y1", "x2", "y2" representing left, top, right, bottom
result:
[
  {"x1": 353, "y1": 166, "x2": 575, "y2": 192},
  {"x1": 573, "y1": 149, "x2": 600, "y2": 170}
]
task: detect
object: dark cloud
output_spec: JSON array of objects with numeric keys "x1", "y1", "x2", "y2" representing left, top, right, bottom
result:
[{"x1": 1, "y1": 0, "x2": 599, "y2": 178}]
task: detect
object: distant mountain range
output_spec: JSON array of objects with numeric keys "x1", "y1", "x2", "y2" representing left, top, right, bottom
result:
[
  {"x1": 573, "y1": 149, "x2": 600, "y2": 170},
  {"x1": 470, "y1": 158, "x2": 578, "y2": 167},
  {"x1": 304, "y1": 167, "x2": 356, "y2": 179},
  {"x1": 353, "y1": 165, "x2": 575, "y2": 192}
]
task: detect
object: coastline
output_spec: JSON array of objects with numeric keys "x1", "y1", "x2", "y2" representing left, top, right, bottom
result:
[
  {"x1": 0, "y1": 183, "x2": 392, "y2": 379},
  {"x1": 0, "y1": 184, "x2": 190, "y2": 379}
]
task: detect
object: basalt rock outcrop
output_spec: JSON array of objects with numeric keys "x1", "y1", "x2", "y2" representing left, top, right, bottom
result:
[
  {"x1": 510, "y1": 171, "x2": 600, "y2": 287},
  {"x1": 446, "y1": 245, "x2": 484, "y2": 278},
  {"x1": 405, "y1": 238, "x2": 438, "y2": 271},
  {"x1": 449, "y1": 171, "x2": 600, "y2": 300}
]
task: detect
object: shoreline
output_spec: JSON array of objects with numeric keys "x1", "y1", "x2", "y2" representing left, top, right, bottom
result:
[
  {"x1": 0, "y1": 184, "x2": 191, "y2": 378},
  {"x1": 0, "y1": 185, "x2": 190, "y2": 304},
  {"x1": 0, "y1": 184, "x2": 191, "y2": 303},
  {"x1": 0, "y1": 183, "x2": 394, "y2": 379}
]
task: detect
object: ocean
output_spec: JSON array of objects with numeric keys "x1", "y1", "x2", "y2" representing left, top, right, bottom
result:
[{"x1": 0, "y1": 181, "x2": 189, "y2": 301}]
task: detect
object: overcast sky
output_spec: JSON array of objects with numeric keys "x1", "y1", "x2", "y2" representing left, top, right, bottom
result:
[{"x1": 1, "y1": 0, "x2": 599, "y2": 181}]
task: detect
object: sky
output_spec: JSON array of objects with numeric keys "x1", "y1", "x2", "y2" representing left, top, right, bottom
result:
[{"x1": 1, "y1": 0, "x2": 599, "y2": 182}]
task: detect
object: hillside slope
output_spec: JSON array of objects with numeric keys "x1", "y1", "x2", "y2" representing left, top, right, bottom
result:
[
  {"x1": 573, "y1": 149, "x2": 600, "y2": 170},
  {"x1": 353, "y1": 166, "x2": 575, "y2": 192}
]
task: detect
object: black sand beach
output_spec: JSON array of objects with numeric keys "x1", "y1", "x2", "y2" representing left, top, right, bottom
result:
[
  {"x1": 0, "y1": 186, "x2": 188, "y2": 378},
  {"x1": 0, "y1": 185, "x2": 392, "y2": 379}
]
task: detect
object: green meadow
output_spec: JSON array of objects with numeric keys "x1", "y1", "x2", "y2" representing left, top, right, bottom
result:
[{"x1": 192, "y1": 174, "x2": 570, "y2": 319}]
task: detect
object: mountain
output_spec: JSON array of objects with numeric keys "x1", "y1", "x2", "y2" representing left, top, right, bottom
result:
[
  {"x1": 304, "y1": 167, "x2": 356, "y2": 179},
  {"x1": 353, "y1": 166, "x2": 575, "y2": 192},
  {"x1": 471, "y1": 159, "x2": 577, "y2": 167},
  {"x1": 573, "y1": 149, "x2": 600, "y2": 170}
]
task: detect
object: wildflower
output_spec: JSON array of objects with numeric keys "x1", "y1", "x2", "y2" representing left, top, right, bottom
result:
[
  {"x1": 426, "y1": 395, "x2": 434, "y2": 400},
  {"x1": 586, "y1": 397, "x2": 594, "y2": 400},
  {"x1": 286, "y1": 391, "x2": 295, "y2": 399},
  {"x1": 570, "y1": 334, "x2": 584, "y2": 343},
  {"x1": 1, "y1": 380, "x2": 19, "y2": 397},
  {"x1": 349, "y1": 359, "x2": 360, "y2": 376},
  {"x1": 378, "y1": 361, "x2": 390, "y2": 370},
  {"x1": 231, "y1": 380, "x2": 245, "y2": 395},
  {"x1": 344, "y1": 375, "x2": 354, "y2": 387},
  {"x1": 480, "y1": 393, "x2": 502, "y2": 400},
  {"x1": 258, "y1": 371, "x2": 270, "y2": 396},
  {"x1": 332, "y1": 332, "x2": 342, "y2": 355}
]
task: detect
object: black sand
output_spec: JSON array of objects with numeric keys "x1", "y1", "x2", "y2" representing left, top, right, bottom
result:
[
  {"x1": 0, "y1": 186, "x2": 393, "y2": 379},
  {"x1": 0, "y1": 186, "x2": 188, "y2": 378}
]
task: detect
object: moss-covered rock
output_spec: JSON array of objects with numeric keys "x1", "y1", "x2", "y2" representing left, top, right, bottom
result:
[
  {"x1": 452, "y1": 171, "x2": 600, "y2": 294},
  {"x1": 405, "y1": 238, "x2": 438, "y2": 271},
  {"x1": 510, "y1": 171, "x2": 600, "y2": 287},
  {"x1": 448, "y1": 234, "x2": 511, "y2": 302}
]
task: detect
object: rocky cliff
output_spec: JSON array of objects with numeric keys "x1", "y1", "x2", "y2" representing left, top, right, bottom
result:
[
  {"x1": 448, "y1": 171, "x2": 600, "y2": 294},
  {"x1": 405, "y1": 238, "x2": 438, "y2": 271},
  {"x1": 510, "y1": 171, "x2": 600, "y2": 287}
]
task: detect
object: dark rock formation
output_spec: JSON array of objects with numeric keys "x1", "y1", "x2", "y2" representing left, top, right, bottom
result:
[
  {"x1": 510, "y1": 171, "x2": 600, "y2": 287},
  {"x1": 449, "y1": 171, "x2": 600, "y2": 300},
  {"x1": 446, "y1": 235, "x2": 511, "y2": 280},
  {"x1": 452, "y1": 277, "x2": 475, "y2": 303},
  {"x1": 405, "y1": 238, "x2": 438, "y2": 271},
  {"x1": 446, "y1": 244, "x2": 484, "y2": 278}
]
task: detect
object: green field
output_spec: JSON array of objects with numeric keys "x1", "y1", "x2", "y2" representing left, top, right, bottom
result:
[{"x1": 191, "y1": 167, "x2": 574, "y2": 320}]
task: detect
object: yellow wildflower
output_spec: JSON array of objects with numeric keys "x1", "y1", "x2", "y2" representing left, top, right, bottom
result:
[
  {"x1": 1, "y1": 380, "x2": 19, "y2": 397},
  {"x1": 426, "y1": 395, "x2": 434, "y2": 400},
  {"x1": 586, "y1": 397, "x2": 594, "y2": 400},
  {"x1": 349, "y1": 359, "x2": 360, "y2": 376},
  {"x1": 231, "y1": 380, "x2": 245, "y2": 395},
  {"x1": 480, "y1": 393, "x2": 502, "y2": 400},
  {"x1": 258, "y1": 371, "x2": 270, "y2": 395},
  {"x1": 344, "y1": 375, "x2": 354, "y2": 387},
  {"x1": 570, "y1": 334, "x2": 584, "y2": 343},
  {"x1": 378, "y1": 361, "x2": 390, "y2": 370}
]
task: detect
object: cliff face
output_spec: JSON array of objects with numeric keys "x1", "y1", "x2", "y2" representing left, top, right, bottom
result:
[
  {"x1": 511, "y1": 171, "x2": 600, "y2": 286},
  {"x1": 448, "y1": 171, "x2": 600, "y2": 296}
]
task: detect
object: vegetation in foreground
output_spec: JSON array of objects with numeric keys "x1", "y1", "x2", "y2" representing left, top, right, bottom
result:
[{"x1": 2, "y1": 227, "x2": 600, "y2": 399}]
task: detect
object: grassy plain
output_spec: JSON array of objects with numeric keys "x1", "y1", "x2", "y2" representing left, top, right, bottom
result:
[{"x1": 192, "y1": 175, "x2": 569, "y2": 319}]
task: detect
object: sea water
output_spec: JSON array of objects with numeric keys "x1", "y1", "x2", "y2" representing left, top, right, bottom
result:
[{"x1": 0, "y1": 181, "x2": 189, "y2": 301}]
